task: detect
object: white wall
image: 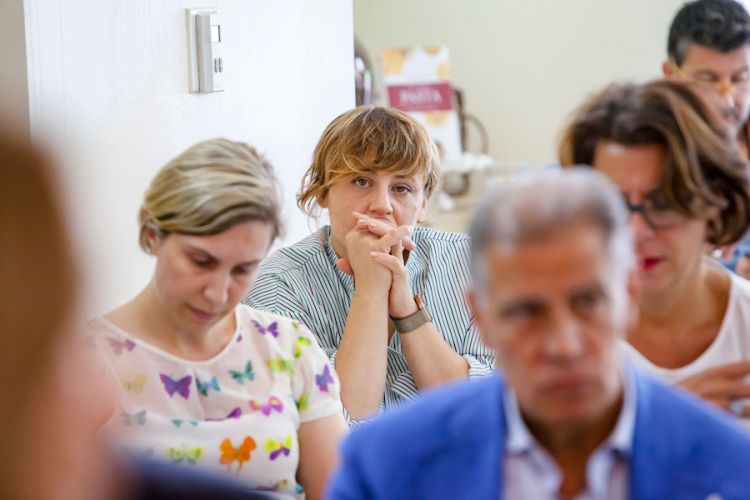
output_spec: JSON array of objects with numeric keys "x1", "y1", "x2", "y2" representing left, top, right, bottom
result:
[
  {"x1": 354, "y1": 0, "x2": 686, "y2": 167},
  {"x1": 0, "y1": 0, "x2": 29, "y2": 132},
  {"x1": 23, "y1": 0, "x2": 354, "y2": 317}
]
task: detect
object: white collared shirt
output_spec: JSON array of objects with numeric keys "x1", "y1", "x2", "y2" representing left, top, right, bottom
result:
[{"x1": 502, "y1": 370, "x2": 636, "y2": 500}]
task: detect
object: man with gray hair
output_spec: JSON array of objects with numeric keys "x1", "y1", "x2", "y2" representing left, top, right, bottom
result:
[{"x1": 327, "y1": 169, "x2": 750, "y2": 499}]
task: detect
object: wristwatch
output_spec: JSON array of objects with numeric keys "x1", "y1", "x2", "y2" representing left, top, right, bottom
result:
[{"x1": 390, "y1": 294, "x2": 432, "y2": 333}]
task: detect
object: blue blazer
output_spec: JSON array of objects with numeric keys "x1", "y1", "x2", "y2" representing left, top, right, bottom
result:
[{"x1": 327, "y1": 371, "x2": 750, "y2": 500}]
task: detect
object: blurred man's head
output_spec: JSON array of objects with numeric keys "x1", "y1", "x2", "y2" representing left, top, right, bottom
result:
[
  {"x1": 663, "y1": 0, "x2": 750, "y2": 133},
  {"x1": 736, "y1": 251, "x2": 750, "y2": 278},
  {"x1": 468, "y1": 169, "x2": 637, "y2": 429}
]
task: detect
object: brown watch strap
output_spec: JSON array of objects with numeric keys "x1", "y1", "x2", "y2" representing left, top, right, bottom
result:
[{"x1": 390, "y1": 294, "x2": 432, "y2": 333}]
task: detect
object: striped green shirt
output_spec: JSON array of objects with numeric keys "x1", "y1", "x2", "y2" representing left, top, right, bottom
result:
[{"x1": 244, "y1": 225, "x2": 494, "y2": 424}]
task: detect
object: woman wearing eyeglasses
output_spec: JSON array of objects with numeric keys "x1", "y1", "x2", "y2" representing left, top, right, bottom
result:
[{"x1": 559, "y1": 80, "x2": 750, "y2": 417}]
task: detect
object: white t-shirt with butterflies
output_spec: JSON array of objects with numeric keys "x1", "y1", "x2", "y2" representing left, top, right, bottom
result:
[{"x1": 88, "y1": 304, "x2": 342, "y2": 497}]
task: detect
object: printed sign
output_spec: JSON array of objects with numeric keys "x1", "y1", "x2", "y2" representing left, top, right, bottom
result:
[{"x1": 383, "y1": 46, "x2": 462, "y2": 160}]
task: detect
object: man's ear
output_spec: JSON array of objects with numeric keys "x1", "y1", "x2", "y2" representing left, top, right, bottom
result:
[
  {"x1": 467, "y1": 290, "x2": 479, "y2": 321},
  {"x1": 467, "y1": 288, "x2": 500, "y2": 367},
  {"x1": 466, "y1": 289, "x2": 486, "y2": 339},
  {"x1": 662, "y1": 60, "x2": 675, "y2": 78}
]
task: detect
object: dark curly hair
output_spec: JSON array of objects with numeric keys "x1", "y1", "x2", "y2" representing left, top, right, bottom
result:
[
  {"x1": 668, "y1": 0, "x2": 750, "y2": 65},
  {"x1": 559, "y1": 80, "x2": 750, "y2": 246}
]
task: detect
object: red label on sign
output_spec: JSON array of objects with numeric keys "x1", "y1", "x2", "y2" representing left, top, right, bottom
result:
[{"x1": 387, "y1": 82, "x2": 454, "y2": 112}]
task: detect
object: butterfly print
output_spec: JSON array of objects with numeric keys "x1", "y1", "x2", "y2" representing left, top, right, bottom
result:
[
  {"x1": 294, "y1": 336, "x2": 312, "y2": 358},
  {"x1": 315, "y1": 364, "x2": 334, "y2": 392},
  {"x1": 264, "y1": 435, "x2": 293, "y2": 460},
  {"x1": 267, "y1": 357, "x2": 295, "y2": 375},
  {"x1": 229, "y1": 361, "x2": 254, "y2": 385},
  {"x1": 257, "y1": 480, "x2": 288, "y2": 492},
  {"x1": 123, "y1": 373, "x2": 147, "y2": 394},
  {"x1": 106, "y1": 337, "x2": 136, "y2": 356},
  {"x1": 171, "y1": 419, "x2": 199, "y2": 428},
  {"x1": 248, "y1": 396, "x2": 284, "y2": 416},
  {"x1": 120, "y1": 409, "x2": 147, "y2": 426},
  {"x1": 296, "y1": 394, "x2": 309, "y2": 413},
  {"x1": 205, "y1": 407, "x2": 242, "y2": 422},
  {"x1": 196, "y1": 376, "x2": 221, "y2": 397},
  {"x1": 219, "y1": 436, "x2": 256, "y2": 474},
  {"x1": 165, "y1": 445, "x2": 205, "y2": 465},
  {"x1": 159, "y1": 373, "x2": 192, "y2": 399},
  {"x1": 252, "y1": 320, "x2": 279, "y2": 337}
]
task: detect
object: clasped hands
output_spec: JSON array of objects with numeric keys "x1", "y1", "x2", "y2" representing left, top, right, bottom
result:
[{"x1": 336, "y1": 212, "x2": 418, "y2": 318}]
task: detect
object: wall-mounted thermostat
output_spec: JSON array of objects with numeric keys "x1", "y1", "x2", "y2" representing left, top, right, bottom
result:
[{"x1": 187, "y1": 8, "x2": 224, "y2": 93}]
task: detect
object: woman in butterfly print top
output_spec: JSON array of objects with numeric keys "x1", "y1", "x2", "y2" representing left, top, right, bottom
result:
[{"x1": 88, "y1": 139, "x2": 347, "y2": 499}]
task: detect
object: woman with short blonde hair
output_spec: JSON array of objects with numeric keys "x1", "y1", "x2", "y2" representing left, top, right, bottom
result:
[
  {"x1": 89, "y1": 138, "x2": 347, "y2": 498},
  {"x1": 138, "y1": 138, "x2": 284, "y2": 251},
  {"x1": 246, "y1": 106, "x2": 494, "y2": 425}
]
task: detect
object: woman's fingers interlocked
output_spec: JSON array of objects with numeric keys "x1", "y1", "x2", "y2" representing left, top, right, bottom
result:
[{"x1": 353, "y1": 212, "x2": 415, "y2": 251}]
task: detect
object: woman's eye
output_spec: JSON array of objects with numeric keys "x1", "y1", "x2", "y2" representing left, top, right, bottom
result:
[
  {"x1": 233, "y1": 265, "x2": 252, "y2": 276},
  {"x1": 192, "y1": 258, "x2": 213, "y2": 268},
  {"x1": 647, "y1": 195, "x2": 675, "y2": 212},
  {"x1": 353, "y1": 177, "x2": 369, "y2": 187},
  {"x1": 573, "y1": 293, "x2": 601, "y2": 311},
  {"x1": 394, "y1": 184, "x2": 412, "y2": 194}
]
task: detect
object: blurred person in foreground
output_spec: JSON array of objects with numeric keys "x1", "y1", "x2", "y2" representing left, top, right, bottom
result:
[
  {"x1": 326, "y1": 169, "x2": 750, "y2": 499},
  {"x1": 0, "y1": 130, "x2": 270, "y2": 499}
]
